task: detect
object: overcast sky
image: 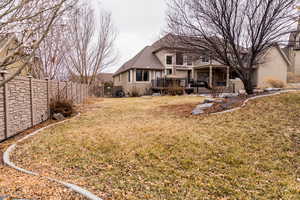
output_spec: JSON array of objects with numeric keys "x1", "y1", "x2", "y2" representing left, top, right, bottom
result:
[{"x1": 96, "y1": 0, "x2": 168, "y2": 73}]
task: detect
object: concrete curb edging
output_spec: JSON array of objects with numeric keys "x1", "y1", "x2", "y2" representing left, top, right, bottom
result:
[
  {"x1": 3, "y1": 115, "x2": 103, "y2": 200},
  {"x1": 212, "y1": 90, "x2": 298, "y2": 115}
]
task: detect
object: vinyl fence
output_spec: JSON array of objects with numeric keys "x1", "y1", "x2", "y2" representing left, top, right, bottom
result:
[{"x1": 0, "y1": 72, "x2": 89, "y2": 142}]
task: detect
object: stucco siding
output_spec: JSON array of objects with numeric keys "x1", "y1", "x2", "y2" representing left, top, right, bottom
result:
[
  {"x1": 155, "y1": 49, "x2": 175, "y2": 68},
  {"x1": 175, "y1": 70, "x2": 188, "y2": 78},
  {"x1": 114, "y1": 70, "x2": 154, "y2": 95},
  {"x1": 257, "y1": 47, "x2": 288, "y2": 87},
  {"x1": 294, "y1": 51, "x2": 300, "y2": 75}
]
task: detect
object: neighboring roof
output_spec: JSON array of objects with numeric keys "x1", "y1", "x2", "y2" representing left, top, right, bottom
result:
[
  {"x1": 275, "y1": 46, "x2": 291, "y2": 67},
  {"x1": 113, "y1": 46, "x2": 164, "y2": 76},
  {"x1": 261, "y1": 44, "x2": 291, "y2": 68},
  {"x1": 97, "y1": 73, "x2": 113, "y2": 83},
  {"x1": 281, "y1": 47, "x2": 290, "y2": 58}
]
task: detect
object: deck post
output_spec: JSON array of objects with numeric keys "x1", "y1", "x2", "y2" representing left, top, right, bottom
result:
[
  {"x1": 209, "y1": 66, "x2": 213, "y2": 88},
  {"x1": 192, "y1": 68, "x2": 195, "y2": 81}
]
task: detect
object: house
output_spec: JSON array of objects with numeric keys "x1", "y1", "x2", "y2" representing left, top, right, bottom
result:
[
  {"x1": 113, "y1": 34, "x2": 290, "y2": 95},
  {"x1": 96, "y1": 73, "x2": 113, "y2": 85},
  {"x1": 285, "y1": 20, "x2": 300, "y2": 76}
]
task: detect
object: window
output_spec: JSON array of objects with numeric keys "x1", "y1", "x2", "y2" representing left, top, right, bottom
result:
[
  {"x1": 176, "y1": 53, "x2": 184, "y2": 65},
  {"x1": 166, "y1": 69, "x2": 172, "y2": 75},
  {"x1": 136, "y1": 70, "x2": 149, "y2": 82},
  {"x1": 155, "y1": 71, "x2": 162, "y2": 79},
  {"x1": 187, "y1": 56, "x2": 193, "y2": 66},
  {"x1": 166, "y1": 55, "x2": 173, "y2": 65},
  {"x1": 128, "y1": 71, "x2": 131, "y2": 82},
  {"x1": 201, "y1": 56, "x2": 210, "y2": 63}
]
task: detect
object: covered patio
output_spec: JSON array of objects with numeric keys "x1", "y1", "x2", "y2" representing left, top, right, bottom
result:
[{"x1": 192, "y1": 65, "x2": 230, "y2": 88}]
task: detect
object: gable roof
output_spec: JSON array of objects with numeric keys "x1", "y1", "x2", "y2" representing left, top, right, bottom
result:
[
  {"x1": 113, "y1": 46, "x2": 164, "y2": 76},
  {"x1": 97, "y1": 73, "x2": 113, "y2": 83}
]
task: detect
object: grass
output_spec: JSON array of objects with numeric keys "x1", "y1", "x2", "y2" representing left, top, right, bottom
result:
[{"x1": 12, "y1": 94, "x2": 300, "y2": 200}]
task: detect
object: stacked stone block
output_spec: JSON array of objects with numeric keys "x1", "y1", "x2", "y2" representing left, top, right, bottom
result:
[{"x1": 0, "y1": 75, "x2": 89, "y2": 142}]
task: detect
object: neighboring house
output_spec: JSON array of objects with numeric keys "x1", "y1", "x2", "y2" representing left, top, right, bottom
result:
[
  {"x1": 285, "y1": 21, "x2": 300, "y2": 76},
  {"x1": 96, "y1": 73, "x2": 113, "y2": 85},
  {"x1": 69, "y1": 73, "x2": 113, "y2": 86},
  {"x1": 113, "y1": 34, "x2": 290, "y2": 95}
]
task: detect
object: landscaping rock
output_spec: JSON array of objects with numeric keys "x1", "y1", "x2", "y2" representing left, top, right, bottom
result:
[
  {"x1": 219, "y1": 93, "x2": 238, "y2": 98},
  {"x1": 152, "y1": 93, "x2": 161, "y2": 97},
  {"x1": 254, "y1": 89, "x2": 264, "y2": 93},
  {"x1": 196, "y1": 103, "x2": 214, "y2": 109},
  {"x1": 192, "y1": 103, "x2": 214, "y2": 115},
  {"x1": 264, "y1": 88, "x2": 281, "y2": 92},
  {"x1": 203, "y1": 98, "x2": 215, "y2": 103},
  {"x1": 238, "y1": 90, "x2": 247, "y2": 95},
  {"x1": 191, "y1": 108, "x2": 204, "y2": 115},
  {"x1": 198, "y1": 94, "x2": 211, "y2": 98},
  {"x1": 52, "y1": 113, "x2": 65, "y2": 121},
  {"x1": 204, "y1": 98, "x2": 224, "y2": 104}
]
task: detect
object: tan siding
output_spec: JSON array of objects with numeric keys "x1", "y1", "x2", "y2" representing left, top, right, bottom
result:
[
  {"x1": 294, "y1": 51, "x2": 300, "y2": 75},
  {"x1": 257, "y1": 47, "x2": 288, "y2": 87}
]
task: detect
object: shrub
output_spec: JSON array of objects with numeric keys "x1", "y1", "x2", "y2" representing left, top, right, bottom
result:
[
  {"x1": 264, "y1": 77, "x2": 285, "y2": 88},
  {"x1": 129, "y1": 86, "x2": 140, "y2": 97},
  {"x1": 166, "y1": 87, "x2": 184, "y2": 96},
  {"x1": 287, "y1": 72, "x2": 300, "y2": 83},
  {"x1": 50, "y1": 98, "x2": 76, "y2": 118}
]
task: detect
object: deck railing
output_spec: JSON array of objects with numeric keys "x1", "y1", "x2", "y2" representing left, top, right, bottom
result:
[{"x1": 151, "y1": 78, "x2": 209, "y2": 88}]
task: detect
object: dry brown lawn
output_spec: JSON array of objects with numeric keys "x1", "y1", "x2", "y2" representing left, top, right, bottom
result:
[
  {"x1": 11, "y1": 94, "x2": 300, "y2": 200},
  {"x1": 0, "y1": 121, "x2": 84, "y2": 199}
]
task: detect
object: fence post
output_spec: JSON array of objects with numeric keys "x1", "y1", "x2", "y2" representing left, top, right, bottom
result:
[
  {"x1": 57, "y1": 81, "x2": 60, "y2": 100},
  {"x1": 46, "y1": 77, "x2": 50, "y2": 119},
  {"x1": 75, "y1": 83, "x2": 78, "y2": 103},
  {"x1": 65, "y1": 81, "x2": 68, "y2": 100},
  {"x1": 70, "y1": 82, "x2": 73, "y2": 102},
  {"x1": 28, "y1": 75, "x2": 34, "y2": 126},
  {"x1": 80, "y1": 83, "x2": 82, "y2": 103},
  {"x1": 1, "y1": 70, "x2": 8, "y2": 139}
]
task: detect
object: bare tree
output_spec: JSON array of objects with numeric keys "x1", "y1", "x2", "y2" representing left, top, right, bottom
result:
[
  {"x1": 0, "y1": 0, "x2": 77, "y2": 87},
  {"x1": 33, "y1": 16, "x2": 72, "y2": 80},
  {"x1": 167, "y1": 0, "x2": 297, "y2": 94},
  {"x1": 64, "y1": 4, "x2": 117, "y2": 86}
]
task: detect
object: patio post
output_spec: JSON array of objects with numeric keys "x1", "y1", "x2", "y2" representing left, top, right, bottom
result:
[
  {"x1": 192, "y1": 68, "x2": 195, "y2": 80},
  {"x1": 226, "y1": 66, "x2": 230, "y2": 87},
  {"x1": 209, "y1": 66, "x2": 213, "y2": 88}
]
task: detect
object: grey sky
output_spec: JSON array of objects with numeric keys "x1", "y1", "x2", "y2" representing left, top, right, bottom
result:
[{"x1": 97, "y1": 0, "x2": 167, "y2": 73}]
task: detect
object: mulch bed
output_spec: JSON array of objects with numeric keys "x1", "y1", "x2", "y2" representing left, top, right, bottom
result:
[
  {"x1": 159, "y1": 92, "x2": 278, "y2": 117},
  {"x1": 204, "y1": 96, "x2": 246, "y2": 114},
  {"x1": 204, "y1": 92, "x2": 277, "y2": 114}
]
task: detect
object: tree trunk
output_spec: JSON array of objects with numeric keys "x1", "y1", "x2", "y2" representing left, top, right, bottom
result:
[{"x1": 241, "y1": 78, "x2": 254, "y2": 95}]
